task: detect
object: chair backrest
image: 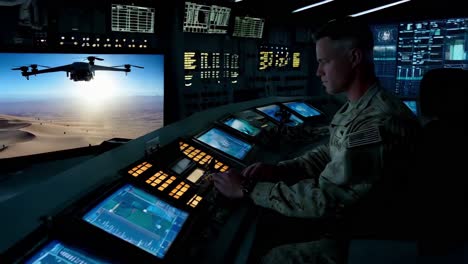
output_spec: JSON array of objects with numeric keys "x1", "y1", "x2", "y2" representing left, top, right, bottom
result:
[
  {"x1": 414, "y1": 67, "x2": 466, "y2": 249},
  {"x1": 419, "y1": 68, "x2": 466, "y2": 123}
]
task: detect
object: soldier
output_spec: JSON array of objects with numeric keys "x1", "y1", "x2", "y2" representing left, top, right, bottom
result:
[{"x1": 213, "y1": 17, "x2": 420, "y2": 263}]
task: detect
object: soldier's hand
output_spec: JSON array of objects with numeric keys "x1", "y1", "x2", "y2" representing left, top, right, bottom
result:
[
  {"x1": 241, "y1": 162, "x2": 278, "y2": 181},
  {"x1": 212, "y1": 170, "x2": 244, "y2": 199}
]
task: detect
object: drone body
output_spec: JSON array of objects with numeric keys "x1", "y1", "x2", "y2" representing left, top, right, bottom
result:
[{"x1": 12, "y1": 56, "x2": 143, "y2": 81}]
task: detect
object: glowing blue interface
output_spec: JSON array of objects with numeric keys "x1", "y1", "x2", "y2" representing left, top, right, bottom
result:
[
  {"x1": 25, "y1": 240, "x2": 109, "y2": 264},
  {"x1": 83, "y1": 184, "x2": 189, "y2": 259},
  {"x1": 403, "y1": 100, "x2": 418, "y2": 115},
  {"x1": 283, "y1": 102, "x2": 321, "y2": 118},
  {"x1": 256, "y1": 104, "x2": 304, "y2": 127},
  {"x1": 196, "y1": 127, "x2": 253, "y2": 160},
  {"x1": 223, "y1": 117, "x2": 261, "y2": 137}
]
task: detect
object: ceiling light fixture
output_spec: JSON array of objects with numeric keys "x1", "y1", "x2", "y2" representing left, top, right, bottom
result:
[
  {"x1": 350, "y1": 0, "x2": 411, "y2": 17},
  {"x1": 292, "y1": 0, "x2": 334, "y2": 13}
]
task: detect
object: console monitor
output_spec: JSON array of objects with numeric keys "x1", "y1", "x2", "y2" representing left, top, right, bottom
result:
[
  {"x1": 25, "y1": 240, "x2": 109, "y2": 264},
  {"x1": 403, "y1": 100, "x2": 418, "y2": 116},
  {"x1": 256, "y1": 104, "x2": 303, "y2": 127},
  {"x1": 82, "y1": 184, "x2": 189, "y2": 259},
  {"x1": 282, "y1": 101, "x2": 322, "y2": 118},
  {"x1": 223, "y1": 117, "x2": 261, "y2": 137},
  {"x1": 195, "y1": 127, "x2": 253, "y2": 160}
]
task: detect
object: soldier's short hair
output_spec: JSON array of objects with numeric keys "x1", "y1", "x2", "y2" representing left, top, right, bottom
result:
[{"x1": 313, "y1": 17, "x2": 374, "y2": 53}]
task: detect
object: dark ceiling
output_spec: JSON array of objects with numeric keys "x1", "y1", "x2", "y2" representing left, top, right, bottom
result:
[{"x1": 229, "y1": 0, "x2": 467, "y2": 27}]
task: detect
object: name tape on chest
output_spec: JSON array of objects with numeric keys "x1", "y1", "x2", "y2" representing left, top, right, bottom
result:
[{"x1": 347, "y1": 126, "x2": 382, "y2": 148}]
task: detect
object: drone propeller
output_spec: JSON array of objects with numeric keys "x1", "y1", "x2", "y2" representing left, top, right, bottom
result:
[
  {"x1": 29, "y1": 64, "x2": 51, "y2": 69},
  {"x1": 86, "y1": 56, "x2": 104, "y2": 62},
  {"x1": 12, "y1": 64, "x2": 50, "y2": 71},
  {"x1": 85, "y1": 56, "x2": 103, "y2": 66},
  {"x1": 111, "y1": 64, "x2": 144, "y2": 69},
  {"x1": 12, "y1": 66, "x2": 29, "y2": 71}
]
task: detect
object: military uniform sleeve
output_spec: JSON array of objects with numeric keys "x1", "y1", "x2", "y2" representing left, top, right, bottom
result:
[
  {"x1": 277, "y1": 144, "x2": 331, "y2": 180},
  {"x1": 250, "y1": 179, "x2": 330, "y2": 218},
  {"x1": 249, "y1": 114, "x2": 420, "y2": 219}
]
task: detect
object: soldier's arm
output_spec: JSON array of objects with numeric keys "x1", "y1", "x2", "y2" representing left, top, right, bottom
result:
[
  {"x1": 249, "y1": 115, "x2": 419, "y2": 218},
  {"x1": 249, "y1": 179, "x2": 343, "y2": 218},
  {"x1": 277, "y1": 144, "x2": 331, "y2": 181}
]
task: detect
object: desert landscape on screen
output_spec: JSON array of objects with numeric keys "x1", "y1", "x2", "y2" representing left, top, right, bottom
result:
[{"x1": 0, "y1": 97, "x2": 163, "y2": 158}]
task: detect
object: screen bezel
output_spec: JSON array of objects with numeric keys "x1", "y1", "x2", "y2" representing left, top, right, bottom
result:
[
  {"x1": 281, "y1": 100, "x2": 324, "y2": 120},
  {"x1": 254, "y1": 103, "x2": 304, "y2": 127},
  {"x1": 192, "y1": 125, "x2": 255, "y2": 162},
  {"x1": 74, "y1": 180, "x2": 192, "y2": 261}
]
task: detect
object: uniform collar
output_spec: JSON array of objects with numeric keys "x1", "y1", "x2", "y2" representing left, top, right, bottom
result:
[
  {"x1": 331, "y1": 82, "x2": 381, "y2": 126},
  {"x1": 348, "y1": 82, "x2": 380, "y2": 111}
]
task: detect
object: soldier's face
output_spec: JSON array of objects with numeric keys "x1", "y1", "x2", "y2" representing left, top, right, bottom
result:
[{"x1": 315, "y1": 37, "x2": 353, "y2": 95}]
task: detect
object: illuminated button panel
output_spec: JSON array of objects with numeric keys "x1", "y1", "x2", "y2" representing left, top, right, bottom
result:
[
  {"x1": 145, "y1": 170, "x2": 177, "y2": 192},
  {"x1": 127, "y1": 161, "x2": 153, "y2": 177},
  {"x1": 187, "y1": 194, "x2": 203, "y2": 208},
  {"x1": 169, "y1": 181, "x2": 190, "y2": 199},
  {"x1": 179, "y1": 141, "x2": 229, "y2": 172}
]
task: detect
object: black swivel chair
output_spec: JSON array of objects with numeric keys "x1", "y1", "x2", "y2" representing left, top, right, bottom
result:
[
  {"x1": 413, "y1": 68, "x2": 466, "y2": 256},
  {"x1": 348, "y1": 68, "x2": 467, "y2": 264}
]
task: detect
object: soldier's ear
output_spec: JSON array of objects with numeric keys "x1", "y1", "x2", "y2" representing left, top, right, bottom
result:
[{"x1": 349, "y1": 48, "x2": 363, "y2": 69}]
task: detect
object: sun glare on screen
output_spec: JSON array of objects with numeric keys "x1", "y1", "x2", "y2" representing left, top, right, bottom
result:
[{"x1": 70, "y1": 72, "x2": 120, "y2": 108}]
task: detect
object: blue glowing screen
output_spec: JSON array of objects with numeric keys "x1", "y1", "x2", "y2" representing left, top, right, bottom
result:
[
  {"x1": 196, "y1": 127, "x2": 253, "y2": 160},
  {"x1": 223, "y1": 117, "x2": 261, "y2": 137},
  {"x1": 83, "y1": 184, "x2": 189, "y2": 259},
  {"x1": 283, "y1": 102, "x2": 321, "y2": 118},
  {"x1": 256, "y1": 104, "x2": 303, "y2": 127}
]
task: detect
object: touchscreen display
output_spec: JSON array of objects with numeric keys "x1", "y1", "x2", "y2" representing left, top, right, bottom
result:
[
  {"x1": 283, "y1": 101, "x2": 321, "y2": 118},
  {"x1": 195, "y1": 127, "x2": 253, "y2": 160},
  {"x1": 223, "y1": 117, "x2": 261, "y2": 137},
  {"x1": 25, "y1": 240, "x2": 109, "y2": 264},
  {"x1": 403, "y1": 100, "x2": 418, "y2": 115},
  {"x1": 256, "y1": 104, "x2": 303, "y2": 127},
  {"x1": 83, "y1": 184, "x2": 189, "y2": 258}
]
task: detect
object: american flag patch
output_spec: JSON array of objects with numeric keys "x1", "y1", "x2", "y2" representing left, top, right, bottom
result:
[{"x1": 347, "y1": 126, "x2": 382, "y2": 148}]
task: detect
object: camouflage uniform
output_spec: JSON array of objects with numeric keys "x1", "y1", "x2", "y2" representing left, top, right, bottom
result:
[{"x1": 249, "y1": 83, "x2": 420, "y2": 263}]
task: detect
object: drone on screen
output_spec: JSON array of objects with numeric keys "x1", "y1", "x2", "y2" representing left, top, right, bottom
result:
[{"x1": 12, "y1": 56, "x2": 144, "y2": 81}]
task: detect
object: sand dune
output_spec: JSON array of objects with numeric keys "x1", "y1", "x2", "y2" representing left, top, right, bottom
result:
[
  {"x1": 0, "y1": 114, "x2": 113, "y2": 159},
  {"x1": 0, "y1": 112, "x2": 163, "y2": 159},
  {"x1": 0, "y1": 119, "x2": 31, "y2": 130},
  {"x1": 0, "y1": 130, "x2": 35, "y2": 145},
  {"x1": 0, "y1": 96, "x2": 164, "y2": 159}
]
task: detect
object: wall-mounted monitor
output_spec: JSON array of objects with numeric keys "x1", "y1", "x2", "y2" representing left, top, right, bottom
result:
[
  {"x1": 0, "y1": 52, "x2": 164, "y2": 159},
  {"x1": 82, "y1": 184, "x2": 189, "y2": 259},
  {"x1": 403, "y1": 100, "x2": 418, "y2": 116},
  {"x1": 233, "y1": 16, "x2": 264, "y2": 39},
  {"x1": 194, "y1": 127, "x2": 253, "y2": 160},
  {"x1": 282, "y1": 101, "x2": 322, "y2": 118},
  {"x1": 111, "y1": 4, "x2": 155, "y2": 33},
  {"x1": 371, "y1": 17, "x2": 468, "y2": 98},
  {"x1": 256, "y1": 104, "x2": 303, "y2": 127},
  {"x1": 24, "y1": 240, "x2": 109, "y2": 264},
  {"x1": 183, "y1": 2, "x2": 231, "y2": 34}
]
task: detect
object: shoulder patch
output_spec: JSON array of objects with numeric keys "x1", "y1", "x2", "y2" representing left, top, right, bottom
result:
[{"x1": 347, "y1": 125, "x2": 382, "y2": 148}]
